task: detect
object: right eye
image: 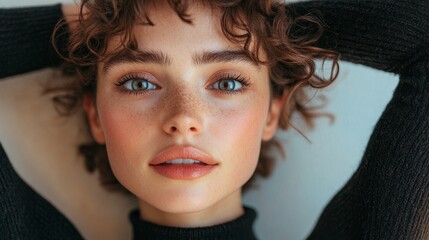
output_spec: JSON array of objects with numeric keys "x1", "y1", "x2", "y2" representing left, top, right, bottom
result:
[
  {"x1": 212, "y1": 79, "x2": 244, "y2": 92},
  {"x1": 122, "y1": 78, "x2": 157, "y2": 91},
  {"x1": 114, "y1": 74, "x2": 159, "y2": 95}
]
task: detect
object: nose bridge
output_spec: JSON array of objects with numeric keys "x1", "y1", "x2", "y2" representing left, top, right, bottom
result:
[{"x1": 161, "y1": 86, "x2": 205, "y2": 135}]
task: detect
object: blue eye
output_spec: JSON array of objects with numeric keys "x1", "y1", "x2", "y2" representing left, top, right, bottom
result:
[
  {"x1": 123, "y1": 79, "x2": 157, "y2": 91},
  {"x1": 213, "y1": 79, "x2": 243, "y2": 91}
]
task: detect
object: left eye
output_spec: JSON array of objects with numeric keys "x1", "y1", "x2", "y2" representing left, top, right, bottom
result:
[
  {"x1": 123, "y1": 79, "x2": 157, "y2": 91},
  {"x1": 212, "y1": 79, "x2": 243, "y2": 91}
]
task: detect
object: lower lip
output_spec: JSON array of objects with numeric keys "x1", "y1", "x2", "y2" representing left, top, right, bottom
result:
[{"x1": 151, "y1": 164, "x2": 216, "y2": 180}]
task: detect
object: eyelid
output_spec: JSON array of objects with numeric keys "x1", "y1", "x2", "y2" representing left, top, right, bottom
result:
[
  {"x1": 114, "y1": 72, "x2": 159, "y2": 86},
  {"x1": 113, "y1": 72, "x2": 161, "y2": 96},
  {"x1": 218, "y1": 73, "x2": 250, "y2": 83},
  {"x1": 207, "y1": 72, "x2": 252, "y2": 94},
  {"x1": 208, "y1": 71, "x2": 250, "y2": 83}
]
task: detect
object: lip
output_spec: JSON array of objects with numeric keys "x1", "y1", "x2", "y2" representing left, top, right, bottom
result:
[
  {"x1": 149, "y1": 146, "x2": 218, "y2": 180},
  {"x1": 149, "y1": 146, "x2": 218, "y2": 165}
]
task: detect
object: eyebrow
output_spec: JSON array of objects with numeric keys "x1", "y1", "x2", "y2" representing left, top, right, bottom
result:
[
  {"x1": 102, "y1": 49, "x2": 257, "y2": 74},
  {"x1": 103, "y1": 50, "x2": 172, "y2": 74},
  {"x1": 192, "y1": 50, "x2": 257, "y2": 66}
]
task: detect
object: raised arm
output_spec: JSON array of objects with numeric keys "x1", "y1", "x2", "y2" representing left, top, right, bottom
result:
[
  {"x1": 290, "y1": 0, "x2": 428, "y2": 74},
  {"x1": 0, "y1": 3, "x2": 79, "y2": 79},
  {"x1": 289, "y1": 0, "x2": 429, "y2": 239}
]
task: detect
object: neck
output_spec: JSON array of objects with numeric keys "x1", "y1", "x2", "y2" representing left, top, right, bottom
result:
[{"x1": 138, "y1": 190, "x2": 244, "y2": 228}]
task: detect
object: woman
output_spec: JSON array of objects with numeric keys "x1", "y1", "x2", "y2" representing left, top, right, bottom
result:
[{"x1": 1, "y1": 0, "x2": 428, "y2": 239}]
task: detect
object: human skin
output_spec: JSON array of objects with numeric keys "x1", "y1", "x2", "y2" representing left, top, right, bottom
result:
[
  {"x1": 83, "y1": 1, "x2": 283, "y2": 228},
  {"x1": 61, "y1": 3, "x2": 80, "y2": 32}
]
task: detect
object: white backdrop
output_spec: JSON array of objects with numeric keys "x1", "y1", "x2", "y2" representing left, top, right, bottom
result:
[{"x1": 1, "y1": 1, "x2": 399, "y2": 239}]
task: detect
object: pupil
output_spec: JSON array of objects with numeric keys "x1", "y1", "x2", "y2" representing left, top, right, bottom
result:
[
  {"x1": 133, "y1": 80, "x2": 146, "y2": 90},
  {"x1": 221, "y1": 80, "x2": 234, "y2": 90}
]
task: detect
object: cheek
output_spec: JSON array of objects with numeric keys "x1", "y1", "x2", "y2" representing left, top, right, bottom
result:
[
  {"x1": 209, "y1": 94, "x2": 269, "y2": 181},
  {"x1": 95, "y1": 98, "x2": 159, "y2": 179}
]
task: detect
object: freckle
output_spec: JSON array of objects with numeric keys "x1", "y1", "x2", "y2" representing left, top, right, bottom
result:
[
  {"x1": 176, "y1": 90, "x2": 204, "y2": 113},
  {"x1": 148, "y1": 104, "x2": 158, "y2": 117}
]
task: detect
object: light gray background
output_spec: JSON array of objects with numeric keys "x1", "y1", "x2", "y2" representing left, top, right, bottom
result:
[{"x1": 1, "y1": 0, "x2": 399, "y2": 239}]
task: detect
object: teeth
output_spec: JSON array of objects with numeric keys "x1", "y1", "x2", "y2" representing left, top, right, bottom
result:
[{"x1": 165, "y1": 159, "x2": 201, "y2": 164}]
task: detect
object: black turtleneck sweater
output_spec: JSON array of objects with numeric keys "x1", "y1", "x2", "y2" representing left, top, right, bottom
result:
[
  {"x1": 129, "y1": 207, "x2": 257, "y2": 240},
  {"x1": 0, "y1": 0, "x2": 428, "y2": 239}
]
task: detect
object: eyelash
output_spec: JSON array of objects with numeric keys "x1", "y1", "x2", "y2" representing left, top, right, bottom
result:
[
  {"x1": 213, "y1": 74, "x2": 251, "y2": 95},
  {"x1": 114, "y1": 73, "x2": 251, "y2": 96},
  {"x1": 114, "y1": 74, "x2": 156, "y2": 96}
]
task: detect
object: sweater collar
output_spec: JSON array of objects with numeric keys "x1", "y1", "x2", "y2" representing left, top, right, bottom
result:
[{"x1": 129, "y1": 206, "x2": 257, "y2": 240}]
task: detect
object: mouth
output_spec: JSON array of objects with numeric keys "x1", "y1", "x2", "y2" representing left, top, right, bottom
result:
[
  {"x1": 149, "y1": 146, "x2": 218, "y2": 180},
  {"x1": 160, "y1": 158, "x2": 207, "y2": 165},
  {"x1": 149, "y1": 146, "x2": 218, "y2": 166}
]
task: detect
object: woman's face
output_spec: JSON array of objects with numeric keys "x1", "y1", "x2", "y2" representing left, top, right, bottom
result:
[{"x1": 85, "y1": 1, "x2": 282, "y2": 226}]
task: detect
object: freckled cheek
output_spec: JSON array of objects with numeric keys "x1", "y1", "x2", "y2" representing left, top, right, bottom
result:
[
  {"x1": 210, "y1": 97, "x2": 269, "y2": 176},
  {"x1": 96, "y1": 100, "x2": 158, "y2": 168}
]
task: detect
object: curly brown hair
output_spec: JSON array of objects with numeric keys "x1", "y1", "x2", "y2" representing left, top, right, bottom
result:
[{"x1": 53, "y1": 0, "x2": 339, "y2": 193}]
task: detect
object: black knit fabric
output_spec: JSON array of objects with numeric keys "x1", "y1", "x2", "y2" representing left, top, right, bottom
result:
[
  {"x1": 129, "y1": 207, "x2": 257, "y2": 240},
  {"x1": 0, "y1": 145, "x2": 83, "y2": 239},
  {"x1": 0, "y1": 0, "x2": 428, "y2": 239},
  {"x1": 288, "y1": 1, "x2": 429, "y2": 239},
  {"x1": 289, "y1": 0, "x2": 428, "y2": 74},
  {"x1": 0, "y1": 4, "x2": 68, "y2": 78}
]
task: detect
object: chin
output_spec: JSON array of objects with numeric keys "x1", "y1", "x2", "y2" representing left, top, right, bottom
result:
[{"x1": 151, "y1": 187, "x2": 218, "y2": 214}]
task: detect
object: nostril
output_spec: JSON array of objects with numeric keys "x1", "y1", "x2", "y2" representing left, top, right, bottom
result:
[{"x1": 166, "y1": 126, "x2": 198, "y2": 134}]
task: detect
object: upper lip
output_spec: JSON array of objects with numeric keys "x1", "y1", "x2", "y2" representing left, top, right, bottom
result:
[{"x1": 149, "y1": 146, "x2": 218, "y2": 165}]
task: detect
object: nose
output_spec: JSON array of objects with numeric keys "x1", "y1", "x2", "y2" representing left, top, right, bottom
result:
[
  {"x1": 161, "y1": 90, "x2": 204, "y2": 137},
  {"x1": 163, "y1": 115, "x2": 201, "y2": 135}
]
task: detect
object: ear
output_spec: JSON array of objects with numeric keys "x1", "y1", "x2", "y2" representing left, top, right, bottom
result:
[
  {"x1": 83, "y1": 94, "x2": 106, "y2": 144},
  {"x1": 262, "y1": 96, "x2": 284, "y2": 141}
]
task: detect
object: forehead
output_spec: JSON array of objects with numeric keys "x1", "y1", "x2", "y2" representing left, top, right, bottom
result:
[
  {"x1": 100, "y1": 1, "x2": 267, "y2": 74},
  {"x1": 107, "y1": 2, "x2": 241, "y2": 57}
]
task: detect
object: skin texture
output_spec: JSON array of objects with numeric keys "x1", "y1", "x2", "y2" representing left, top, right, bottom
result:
[
  {"x1": 84, "y1": 1, "x2": 283, "y2": 228},
  {"x1": 61, "y1": 3, "x2": 80, "y2": 33}
]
